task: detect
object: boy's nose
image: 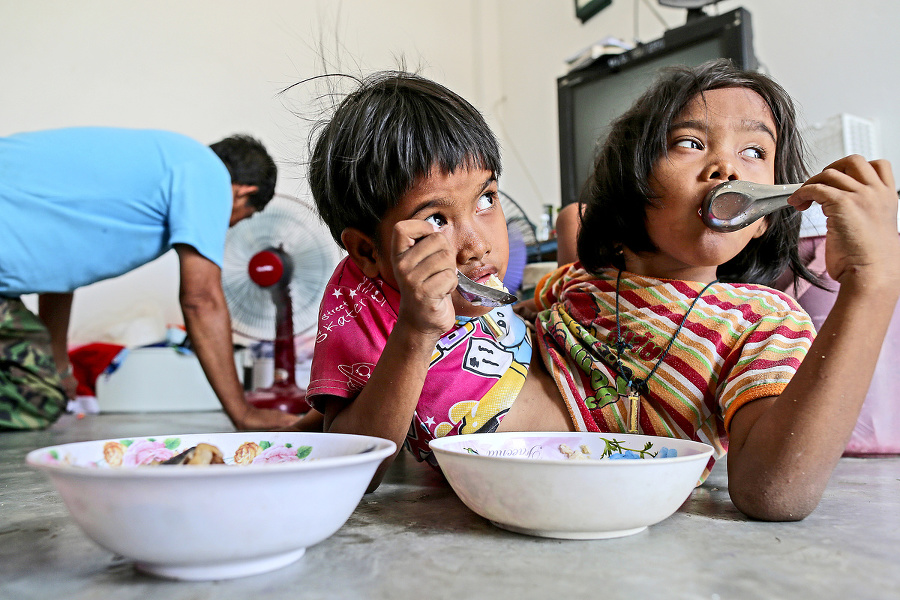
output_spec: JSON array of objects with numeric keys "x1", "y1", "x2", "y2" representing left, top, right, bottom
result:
[{"x1": 455, "y1": 224, "x2": 492, "y2": 265}]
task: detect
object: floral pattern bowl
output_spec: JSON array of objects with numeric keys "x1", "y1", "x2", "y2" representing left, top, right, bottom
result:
[
  {"x1": 429, "y1": 432, "x2": 713, "y2": 540},
  {"x1": 26, "y1": 432, "x2": 395, "y2": 580}
]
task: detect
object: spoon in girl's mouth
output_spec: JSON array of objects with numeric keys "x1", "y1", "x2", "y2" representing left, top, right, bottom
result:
[{"x1": 702, "y1": 180, "x2": 802, "y2": 232}]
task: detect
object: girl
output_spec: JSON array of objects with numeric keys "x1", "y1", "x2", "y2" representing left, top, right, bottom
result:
[
  {"x1": 305, "y1": 72, "x2": 568, "y2": 490},
  {"x1": 534, "y1": 59, "x2": 900, "y2": 521}
]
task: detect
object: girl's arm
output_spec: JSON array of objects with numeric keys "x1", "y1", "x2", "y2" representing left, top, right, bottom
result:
[
  {"x1": 323, "y1": 220, "x2": 457, "y2": 491},
  {"x1": 555, "y1": 201, "x2": 584, "y2": 267},
  {"x1": 727, "y1": 156, "x2": 900, "y2": 521}
]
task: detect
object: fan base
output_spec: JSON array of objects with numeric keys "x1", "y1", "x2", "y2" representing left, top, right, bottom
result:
[{"x1": 247, "y1": 383, "x2": 309, "y2": 415}]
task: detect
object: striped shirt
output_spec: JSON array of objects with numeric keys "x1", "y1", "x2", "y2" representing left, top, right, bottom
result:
[{"x1": 534, "y1": 264, "x2": 815, "y2": 479}]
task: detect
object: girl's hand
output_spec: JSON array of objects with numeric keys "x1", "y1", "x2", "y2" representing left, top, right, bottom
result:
[
  {"x1": 790, "y1": 155, "x2": 900, "y2": 289},
  {"x1": 391, "y1": 219, "x2": 457, "y2": 337}
]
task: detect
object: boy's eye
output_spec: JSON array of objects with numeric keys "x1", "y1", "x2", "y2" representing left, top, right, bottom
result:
[
  {"x1": 424, "y1": 213, "x2": 447, "y2": 228},
  {"x1": 476, "y1": 192, "x2": 496, "y2": 212}
]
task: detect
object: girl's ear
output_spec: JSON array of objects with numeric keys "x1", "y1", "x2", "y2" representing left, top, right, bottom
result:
[
  {"x1": 751, "y1": 218, "x2": 769, "y2": 239},
  {"x1": 341, "y1": 228, "x2": 383, "y2": 279}
]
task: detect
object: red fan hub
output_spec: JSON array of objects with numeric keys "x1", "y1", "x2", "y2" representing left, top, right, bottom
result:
[{"x1": 248, "y1": 250, "x2": 284, "y2": 288}]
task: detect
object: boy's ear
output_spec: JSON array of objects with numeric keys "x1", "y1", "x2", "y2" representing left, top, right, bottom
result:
[{"x1": 340, "y1": 228, "x2": 383, "y2": 279}]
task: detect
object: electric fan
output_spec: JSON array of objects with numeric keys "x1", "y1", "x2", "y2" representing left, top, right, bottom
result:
[
  {"x1": 499, "y1": 191, "x2": 538, "y2": 295},
  {"x1": 222, "y1": 193, "x2": 342, "y2": 413}
]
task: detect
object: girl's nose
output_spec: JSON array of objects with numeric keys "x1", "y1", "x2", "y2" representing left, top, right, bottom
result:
[{"x1": 704, "y1": 155, "x2": 741, "y2": 182}]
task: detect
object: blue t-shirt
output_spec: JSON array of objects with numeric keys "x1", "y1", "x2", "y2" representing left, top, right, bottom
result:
[{"x1": 0, "y1": 127, "x2": 232, "y2": 295}]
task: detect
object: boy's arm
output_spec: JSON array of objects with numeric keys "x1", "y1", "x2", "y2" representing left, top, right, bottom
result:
[
  {"x1": 324, "y1": 220, "x2": 457, "y2": 490},
  {"x1": 323, "y1": 318, "x2": 443, "y2": 490},
  {"x1": 726, "y1": 156, "x2": 900, "y2": 521}
]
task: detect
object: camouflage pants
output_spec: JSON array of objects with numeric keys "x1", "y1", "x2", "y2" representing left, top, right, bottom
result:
[{"x1": 0, "y1": 297, "x2": 66, "y2": 430}]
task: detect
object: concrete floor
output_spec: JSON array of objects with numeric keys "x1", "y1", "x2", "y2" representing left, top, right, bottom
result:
[{"x1": 2, "y1": 411, "x2": 899, "y2": 600}]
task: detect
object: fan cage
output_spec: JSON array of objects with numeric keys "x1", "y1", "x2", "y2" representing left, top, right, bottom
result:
[{"x1": 222, "y1": 194, "x2": 342, "y2": 341}]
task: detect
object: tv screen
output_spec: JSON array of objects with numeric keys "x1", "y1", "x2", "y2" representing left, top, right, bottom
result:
[{"x1": 557, "y1": 7, "x2": 757, "y2": 208}]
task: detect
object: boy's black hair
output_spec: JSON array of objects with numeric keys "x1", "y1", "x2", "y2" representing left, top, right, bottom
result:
[
  {"x1": 209, "y1": 134, "x2": 278, "y2": 211},
  {"x1": 308, "y1": 71, "x2": 502, "y2": 247},
  {"x1": 576, "y1": 59, "x2": 822, "y2": 288}
]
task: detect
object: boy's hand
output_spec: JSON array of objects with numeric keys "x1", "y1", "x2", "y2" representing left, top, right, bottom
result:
[
  {"x1": 512, "y1": 297, "x2": 539, "y2": 329},
  {"x1": 790, "y1": 155, "x2": 900, "y2": 290},
  {"x1": 391, "y1": 219, "x2": 457, "y2": 337}
]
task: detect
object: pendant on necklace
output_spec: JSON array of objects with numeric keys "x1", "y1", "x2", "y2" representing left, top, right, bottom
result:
[{"x1": 626, "y1": 387, "x2": 641, "y2": 434}]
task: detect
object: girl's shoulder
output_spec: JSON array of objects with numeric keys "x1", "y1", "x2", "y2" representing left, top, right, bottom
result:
[
  {"x1": 553, "y1": 263, "x2": 616, "y2": 288},
  {"x1": 617, "y1": 274, "x2": 810, "y2": 323},
  {"x1": 534, "y1": 263, "x2": 615, "y2": 307},
  {"x1": 707, "y1": 281, "x2": 814, "y2": 335},
  {"x1": 717, "y1": 281, "x2": 807, "y2": 314}
]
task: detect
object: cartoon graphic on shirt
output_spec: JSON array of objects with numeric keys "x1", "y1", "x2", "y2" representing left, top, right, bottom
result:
[
  {"x1": 337, "y1": 362, "x2": 374, "y2": 391},
  {"x1": 430, "y1": 307, "x2": 531, "y2": 438},
  {"x1": 462, "y1": 336, "x2": 514, "y2": 378},
  {"x1": 443, "y1": 359, "x2": 529, "y2": 435},
  {"x1": 430, "y1": 319, "x2": 476, "y2": 365}
]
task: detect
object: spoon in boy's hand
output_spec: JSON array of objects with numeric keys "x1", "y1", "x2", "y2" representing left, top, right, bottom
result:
[
  {"x1": 702, "y1": 180, "x2": 803, "y2": 232},
  {"x1": 456, "y1": 270, "x2": 518, "y2": 307},
  {"x1": 412, "y1": 222, "x2": 517, "y2": 307}
]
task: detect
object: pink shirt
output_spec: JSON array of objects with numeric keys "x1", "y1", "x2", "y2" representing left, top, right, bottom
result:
[{"x1": 308, "y1": 258, "x2": 532, "y2": 464}]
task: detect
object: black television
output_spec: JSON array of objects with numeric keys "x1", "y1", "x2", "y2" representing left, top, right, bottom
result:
[{"x1": 556, "y1": 7, "x2": 757, "y2": 208}]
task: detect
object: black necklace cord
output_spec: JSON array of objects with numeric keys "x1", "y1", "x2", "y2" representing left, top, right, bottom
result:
[
  {"x1": 614, "y1": 270, "x2": 719, "y2": 393},
  {"x1": 613, "y1": 272, "x2": 632, "y2": 376}
]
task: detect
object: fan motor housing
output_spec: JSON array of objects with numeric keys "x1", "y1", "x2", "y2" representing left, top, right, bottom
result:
[{"x1": 248, "y1": 250, "x2": 285, "y2": 288}]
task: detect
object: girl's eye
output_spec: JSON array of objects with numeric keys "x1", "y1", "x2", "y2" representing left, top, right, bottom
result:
[
  {"x1": 424, "y1": 213, "x2": 447, "y2": 229},
  {"x1": 741, "y1": 146, "x2": 766, "y2": 159},
  {"x1": 476, "y1": 192, "x2": 496, "y2": 212},
  {"x1": 674, "y1": 138, "x2": 702, "y2": 150}
]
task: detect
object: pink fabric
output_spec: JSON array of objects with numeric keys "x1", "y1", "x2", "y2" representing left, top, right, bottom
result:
[
  {"x1": 308, "y1": 258, "x2": 533, "y2": 464},
  {"x1": 776, "y1": 236, "x2": 900, "y2": 455}
]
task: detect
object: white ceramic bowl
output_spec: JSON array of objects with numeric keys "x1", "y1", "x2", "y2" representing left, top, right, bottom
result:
[
  {"x1": 27, "y1": 432, "x2": 395, "y2": 580},
  {"x1": 429, "y1": 432, "x2": 713, "y2": 540}
]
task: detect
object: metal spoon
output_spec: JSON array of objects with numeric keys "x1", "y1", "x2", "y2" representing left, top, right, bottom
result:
[
  {"x1": 702, "y1": 181, "x2": 802, "y2": 232},
  {"x1": 456, "y1": 270, "x2": 518, "y2": 306}
]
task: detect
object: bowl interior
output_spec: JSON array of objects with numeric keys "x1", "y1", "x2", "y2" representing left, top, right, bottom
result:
[
  {"x1": 429, "y1": 431, "x2": 712, "y2": 464},
  {"x1": 27, "y1": 431, "x2": 395, "y2": 471}
]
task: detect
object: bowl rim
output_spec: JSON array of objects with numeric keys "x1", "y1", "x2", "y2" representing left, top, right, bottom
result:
[
  {"x1": 428, "y1": 431, "x2": 713, "y2": 467},
  {"x1": 25, "y1": 431, "x2": 396, "y2": 478}
]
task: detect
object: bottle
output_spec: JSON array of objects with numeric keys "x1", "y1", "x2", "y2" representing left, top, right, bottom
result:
[{"x1": 538, "y1": 204, "x2": 555, "y2": 241}]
